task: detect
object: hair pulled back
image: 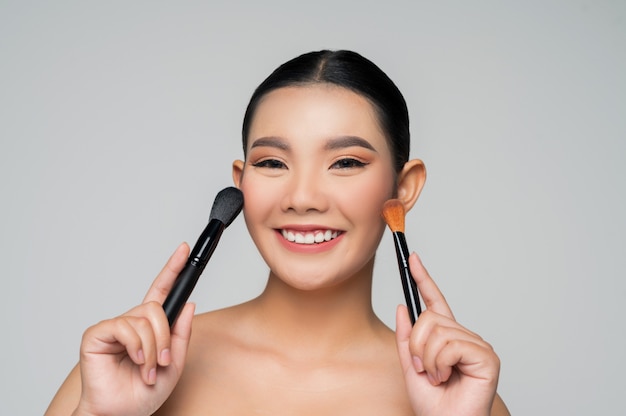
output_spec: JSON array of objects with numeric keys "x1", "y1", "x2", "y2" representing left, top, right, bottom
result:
[{"x1": 242, "y1": 50, "x2": 410, "y2": 173}]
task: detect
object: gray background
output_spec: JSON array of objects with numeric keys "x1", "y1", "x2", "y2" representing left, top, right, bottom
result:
[{"x1": 1, "y1": 1, "x2": 624, "y2": 414}]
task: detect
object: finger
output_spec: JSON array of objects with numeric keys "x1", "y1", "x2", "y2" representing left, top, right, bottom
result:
[
  {"x1": 410, "y1": 310, "x2": 481, "y2": 358},
  {"x1": 169, "y1": 302, "x2": 195, "y2": 372},
  {"x1": 123, "y1": 316, "x2": 160, "y2": 385},
  {"x1": 142, "y1": 242, "x2": 190, "y2": 304},
  {"x1": 81, "y1": 316, "x2": 158, "y2": 385},
  {"x1": 434, "y1": 338, "x2": 499, "y2": 386},
  {"x1": 395, "y1": 305, "x2": 424, "y2": 375},
  {"x1": 409, "y1": 252, "x2": 454, "y2": 319},
  {"x1": 81, "y1": 318, "x2": 144, "y2": 365},
  {"x1": 125, "y1": 301, "x2": 173, "y2": 367},
  {"x1": 420, "y1": 325, "x2": 490, "y2": 385}
]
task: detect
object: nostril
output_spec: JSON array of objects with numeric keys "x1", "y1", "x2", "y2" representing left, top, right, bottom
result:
[{"x1": 283, "y1": 192, "x2": 329, "y2": 214}]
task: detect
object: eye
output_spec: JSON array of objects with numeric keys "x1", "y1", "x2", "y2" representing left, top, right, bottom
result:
[
  {"x1": 330, "y1": 158, "x2": 368, "y2": 169},
  {"x1": 252, "y1": 159, "x2": 287, "y2": 169}
]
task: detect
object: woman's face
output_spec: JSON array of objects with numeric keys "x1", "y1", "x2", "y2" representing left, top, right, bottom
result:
[{"x1": 234, "y1": 84, "x2": 397, "y2": 290}]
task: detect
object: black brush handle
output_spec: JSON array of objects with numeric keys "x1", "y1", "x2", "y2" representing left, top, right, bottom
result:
[
  {"x1": 163, "y1": 219, "x2": 224, "y2": 326},
  {"x1": 392, "y1": 231, "x2": 422, "y2": 325}
]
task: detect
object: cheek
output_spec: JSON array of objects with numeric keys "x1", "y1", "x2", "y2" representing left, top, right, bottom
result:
[
  {"x1": 240, "y1": 178, "x2": 266, "y2": 221},
  {"x1": 335, "y1": 173, "x2": 396, "y2": 223},
  {"x1": 238, "y1": 173, "x2": 283, "y2": 234}
]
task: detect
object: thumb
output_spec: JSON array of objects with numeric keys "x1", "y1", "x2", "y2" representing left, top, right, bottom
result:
[{"x1": 169, "y1": 302, "x2": 195, "y2": 370}]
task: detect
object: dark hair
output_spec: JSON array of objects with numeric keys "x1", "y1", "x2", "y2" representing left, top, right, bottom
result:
[{"x1": 241, "y1": 50, "x2": 410, "y2": 173}]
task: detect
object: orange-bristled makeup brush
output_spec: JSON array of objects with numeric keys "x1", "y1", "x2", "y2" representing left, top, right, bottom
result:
[{"x1": 382, "y1": 199, "x2": 422, "y2": 325}]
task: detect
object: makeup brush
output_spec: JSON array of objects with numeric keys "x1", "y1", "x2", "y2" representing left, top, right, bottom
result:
[
  {"x1": 163, "y1": 186, "x2": 244, "y2": 327},
  {"x1": 382, "y1": 199, "x2": 422, "y2": 325}
]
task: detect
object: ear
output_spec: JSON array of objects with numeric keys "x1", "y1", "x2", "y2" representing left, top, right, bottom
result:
[
  {"x1": 396, "y1": 159, "x2": 426, "y2": 213},
  {"x1": 232, "y1": 159, "x2": 244, "y2": 188}
]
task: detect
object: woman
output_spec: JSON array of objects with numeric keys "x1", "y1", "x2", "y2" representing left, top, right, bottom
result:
[{"x1": 46, "y1": 50, "x2": 510, "y2": 415}]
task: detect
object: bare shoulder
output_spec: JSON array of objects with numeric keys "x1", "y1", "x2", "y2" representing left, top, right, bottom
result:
[
  {"x1": 153, "y1": 302, "x2": 260, "y2": 414},
  {"x1": 492, "y1": 393, "x2": 511, "y2": 416},
  {"x1": 189, "y1": 303, "x2": 248, "y2": 339},
  {"x1": 155, "y1": 309, "x2": 414, "y2": 415}
]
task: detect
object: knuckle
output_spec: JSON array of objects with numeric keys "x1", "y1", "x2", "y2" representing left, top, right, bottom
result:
[
  {"x1": 133, "y1": 315, "x2": 152, "y2": 330},
  {"x1": 432, "y1": 324, "x2": 447, "y2": 338},
  {"x1": 144, "y1": 300, "x2": 162, "y2": 310},
  {"x1": 447, "y1": 338, "x2": 464, "y2": 351},
  {"x1": 419, "y1": 310, "x2": 435, "y2": 320}
]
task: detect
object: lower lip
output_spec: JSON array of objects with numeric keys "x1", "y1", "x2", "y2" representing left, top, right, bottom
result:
[{"x1": 275, "y1": 230, "x2": 344, "y2": 254}]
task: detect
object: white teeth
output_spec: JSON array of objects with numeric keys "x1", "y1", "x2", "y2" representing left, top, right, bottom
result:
[{"x1": 281, "y1": 229, "x2": 340, "y2": 245}]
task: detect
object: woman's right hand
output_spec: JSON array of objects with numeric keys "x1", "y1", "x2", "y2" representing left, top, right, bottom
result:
[{"x1": 72, "y1": 243, "x2": 195, "y2": 416}]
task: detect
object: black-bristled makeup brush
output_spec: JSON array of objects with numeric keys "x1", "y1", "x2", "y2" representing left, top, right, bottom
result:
[
  {"x1": 163, "y1": 186, "x2": 243, "y2": 327},
  {"x1": 382, "y1": 199, "x2": 422, "y2": 325}
]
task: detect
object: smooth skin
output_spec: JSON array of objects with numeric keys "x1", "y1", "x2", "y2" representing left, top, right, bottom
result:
[{"x1": 46, "y1": 84, "x2": 509, "y2": 415}]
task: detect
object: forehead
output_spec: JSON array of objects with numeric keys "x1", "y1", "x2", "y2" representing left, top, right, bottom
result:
[{"x1": 247, "y1": 84, "x2": 388, "y2": 151}]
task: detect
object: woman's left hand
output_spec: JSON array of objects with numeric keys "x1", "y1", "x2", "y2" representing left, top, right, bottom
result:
[{"x1": 395, "y1": 253, "x2": 501, "y2": 416}]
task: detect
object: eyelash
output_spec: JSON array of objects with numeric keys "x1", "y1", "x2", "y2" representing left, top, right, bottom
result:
[
  {"x1": 252, "y1": 159, "x2": 286, "y2": 169},
  {"x1": 252, "y1": 158, "x2": 368, "y2": 170},
  {"x1": 330, "y1": 158, "x2": 368, "y2": 169}
]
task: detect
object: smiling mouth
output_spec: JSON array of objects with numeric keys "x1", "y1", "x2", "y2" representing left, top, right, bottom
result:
[{"x1": 280, "y1": 229, "x2": 341, "y2": 245}]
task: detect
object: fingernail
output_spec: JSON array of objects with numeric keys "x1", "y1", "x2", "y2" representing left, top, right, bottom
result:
[
  {"x1": 137, "y1": 349, "x2": 145, "y2": 364},
  {"x1": 427, "y1": 372, "x2": 439, "y2": 386},
  {"x1": 160, "y1": 348, "x2": 171, "y2": 365},
  {"x1": 412, "y1": 356, "x2": 425, "y2": 373},
  {"x1": 148, "y1": 367, "x2": 157, "y2": 385}
]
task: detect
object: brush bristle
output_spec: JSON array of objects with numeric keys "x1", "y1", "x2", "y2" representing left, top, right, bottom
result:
[
  {"x1": 209, "y1": 186, "x2": 244, "y2": 226},
  {"x1": 382, "y1": 199, "x2": 405, "y2": 233}
]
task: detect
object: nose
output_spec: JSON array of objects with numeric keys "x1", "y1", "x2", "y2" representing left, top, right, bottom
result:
[{"x1": 280, "y1": 167, "x2": 330, "y2": 214}]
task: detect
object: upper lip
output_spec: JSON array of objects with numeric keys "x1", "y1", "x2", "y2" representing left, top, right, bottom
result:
[{"x1": 277, "y1": 224, "x2": 343, "y2": 232}]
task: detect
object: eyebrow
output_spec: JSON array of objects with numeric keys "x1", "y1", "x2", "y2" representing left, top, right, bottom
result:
[
  {"x1": 324, "y1": 136, "x2": 377, "y2": 152},
  {"x1": 249, "y1": 137, "x2": 290, "y2": 151},
  {"x1": 249, "y1": 135, "x2": 377, "y2": 152}
]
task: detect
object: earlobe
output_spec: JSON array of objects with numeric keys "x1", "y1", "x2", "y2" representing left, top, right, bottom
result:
[
  {"x1": 396, "y1": 159, "x2": 426, "y2": 212},
  {"x1": 232, "y1": 160, "x2": 244, "y2": 188}
]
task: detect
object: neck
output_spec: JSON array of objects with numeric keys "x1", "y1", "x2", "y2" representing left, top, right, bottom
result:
[{"x1": 250, "y1": 258, "x2": 384, "y2": 357}]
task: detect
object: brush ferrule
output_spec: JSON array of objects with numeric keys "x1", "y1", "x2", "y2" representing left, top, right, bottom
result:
[{"x1": 190, "y1": 219, "x2": 224, "y2": 267}]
